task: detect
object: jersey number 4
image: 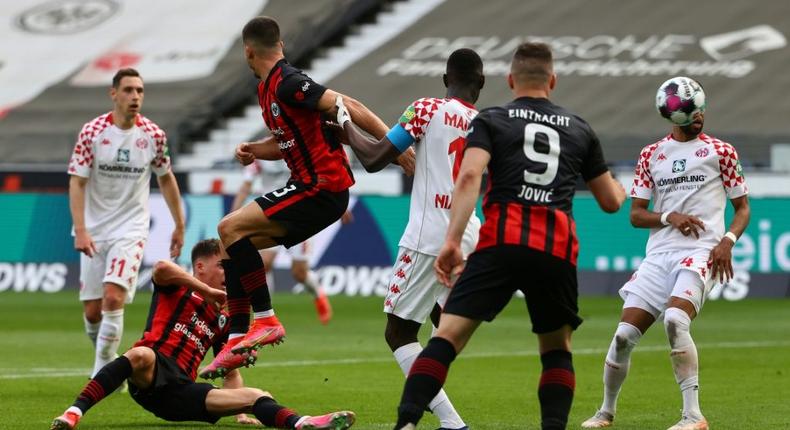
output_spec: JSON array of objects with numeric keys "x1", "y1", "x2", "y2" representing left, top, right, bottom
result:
[{"x1": 523, "y1": 123, "x2": 560, "y2": 186}]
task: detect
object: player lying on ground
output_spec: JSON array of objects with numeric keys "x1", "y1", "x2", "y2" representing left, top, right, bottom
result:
[
  {"x1": 203, "y1": 16, "x2": 415, "y2": 376},
  {"x1": 581, "y1": 77, "x2": 750, "y2": 430},
  {"x1": 337, "y1": 48, "x2": 487, "y2": 430},
  {"x1": 51, "y1": 239, "x2": 355, "y2": 430}
]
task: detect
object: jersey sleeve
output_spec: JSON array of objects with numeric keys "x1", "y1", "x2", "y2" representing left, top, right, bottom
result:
[
  {"x1": 151, "y1": 280, "x2": 179, "y2": 294},
  {"x1": 631, "y1": 146, "x2": 655, "y2": 200},
  {"x1": 464, "y1": 112, "x2": 494, "y2": 154},
  {"x1": 276, "y1": 72, "x2": 327, "y2": 110},
  {"x1": 716, "y1": 142, "x2": 748, "y2": 199},
  {"x1": 385, "y1": 98, "x2": 440, "y2": 152},
  {"x1": 67, "y1": 124, "x2": 95, "y2": 177},
  {"x1": 151, "y1": 132, "x2": 171, "y2": 177},
  {"x1": 580, "y1": 131, "x2": 609, "y2": 181}
]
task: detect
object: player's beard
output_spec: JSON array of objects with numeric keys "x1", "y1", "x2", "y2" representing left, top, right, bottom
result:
[{"x1": 680, "y1": 120, "x2": 704, "y2": 137}]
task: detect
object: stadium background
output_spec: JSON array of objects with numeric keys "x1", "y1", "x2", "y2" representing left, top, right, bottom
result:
[
  {"x1": 2, "y1": 1, "x2": 790, "y2": 429},
  {"x1": 1, "y1": 0, "x2": 788, "y2": 300}
]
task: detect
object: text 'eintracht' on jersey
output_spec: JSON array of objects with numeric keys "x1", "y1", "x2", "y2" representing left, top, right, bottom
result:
[
  {"x1": 631, "y1": 133, "x2": 748, "y2": 255},
  {"x1": 387, "y1": 97, "x2": 482, "y2": 256},
  {"x1": 68, "y1": 113, "x2": 171, "y2": 241},
  {"x1": 466, "y1": 97, "x2": 609, "y2": 266}
]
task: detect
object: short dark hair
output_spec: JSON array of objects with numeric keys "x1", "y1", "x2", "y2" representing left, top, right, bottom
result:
[
  {"x1": 446, "y1": 48, "x2": 484, "y2": 86},
  {"x1": 112, "y1": 68, "x2": 141, "y2": 88},
  {"x1": 191, "y1": 239, "x2": 221, "y2": 265},
  {"x1": 242, "y1": 16, "x2": 281, "y2": 51},
  {"x1": 511, "y1": 42, "x2": 553, "y2": 83}
]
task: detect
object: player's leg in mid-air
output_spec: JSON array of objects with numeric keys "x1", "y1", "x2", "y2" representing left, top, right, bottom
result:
[
  {"x1": 289, "y1": 241, "x2": 333, "y2": 325},
  {"x1": 213, "y1": 182, "x2": 348, "y2": 361},
  {"x1": 384, "y1": 248, "x2": 467, "y2": 430}
]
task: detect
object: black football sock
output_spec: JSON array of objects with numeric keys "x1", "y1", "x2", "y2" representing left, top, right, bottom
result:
[
  {"x1": 222, "y1": 259, "x2": 250, "y2": 335},
  {"x1": 253, "y1": 396, "x2": 301, "y2": 429},
  {"x1": 73, "y1": 355, "x2": 132, "y2": 413},
  {"x1": 226, "y1": 237, "x2": 272, "y2": 313},
  {"x1": 538, "y1": 349, "x2": 575, "y2": 430},
  {"x1": 394, "y1": 337, "x2": 457, "y2": 429}
]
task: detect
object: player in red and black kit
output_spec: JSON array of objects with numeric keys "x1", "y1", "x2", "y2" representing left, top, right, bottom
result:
[
  {"x1": 393, "y1": 43, "x2": 626, "y2": 430},
  {"x1": 51, "y1": 239, "x2": 356, "y2": 430},
  {"x1": 203, "y1": 16, "x2": 415, "y2": 376}
]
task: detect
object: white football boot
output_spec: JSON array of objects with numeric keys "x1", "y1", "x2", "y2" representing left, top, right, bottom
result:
[
  {"x1": 667, "y1": 414, "x2": 708, "y2": 430},
  {"x1": 581, "y1": 410, "x2": 614, "y2": 428}
]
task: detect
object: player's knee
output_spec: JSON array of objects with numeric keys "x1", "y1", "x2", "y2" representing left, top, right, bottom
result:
[
  {"x1": 384, "y1": 319, "x2": 418, "y2": 350},
  {"x1": 124, "y1": 347, "x2": 154, "y2": 369},
  {"x1": 663, "y1": 307, "x2": 691, "y2": 339},
  {"x1": 102, "y1": 288, "x2": 126, "y2": 310},
  {"x1": 290, "y1": 265, "x2": 307, "y2": 282},
  {"x1": 217, "y1": 216, "x2": 235, "y2": 241},
  {"x1": 613, "y1": 322, "x2": 641, "y2": 354},
  {"x1": 84, "y1": 308, "x2": 102, "y2": 323}
]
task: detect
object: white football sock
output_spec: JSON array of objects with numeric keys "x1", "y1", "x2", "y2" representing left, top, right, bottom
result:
[
  {"x1": 664, "y1": 307, "x2": 702, "y2": 419},
  {"x1": 601, "y1": 322, "x2": 642, "y2": 415},
  {"x1": 394, "y1": 342, "x2": 466, "y2": 429},
  {"x1": 302, "y1": 271, "x2": 323, "y2": 298},
  {"x1": 253, "y1": 309, "x2": 275, "y2": 319},
  {"x1": 92, "y1": 309, "x2": 123, "y2": 378},
  {"x1": 83, "y1": 313, "x2": 100, "y2": 347}
]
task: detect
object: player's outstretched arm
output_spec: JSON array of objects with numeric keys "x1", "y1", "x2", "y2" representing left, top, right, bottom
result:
[
  {"x1": 157, "y1": 171, "x2": 186, "y2": 258},
  {"x1": 152, "y1": 260, "x2": 227, "y2": 307},
  {"x1": 587, "y1": 171, "x2": 625, "y2": 213},
  {"x1": 334, "y1": 96, "x2": 403, "y2": 172},
  {"x1": 318, "y1": 89, "x2": 388, "y2": 139}
]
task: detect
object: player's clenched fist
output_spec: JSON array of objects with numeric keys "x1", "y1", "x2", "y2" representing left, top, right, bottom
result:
[
  {"x1": 434, "y1": 241, "x2": 465, "y2": 288},
  {"x1": 235, "y1": 142, "x2": 256, "y2": 166}
]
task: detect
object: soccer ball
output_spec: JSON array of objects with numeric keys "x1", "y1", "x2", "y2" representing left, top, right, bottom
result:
[{"x1": 655, "y1": 76, "x2": 706, "y2": 126}]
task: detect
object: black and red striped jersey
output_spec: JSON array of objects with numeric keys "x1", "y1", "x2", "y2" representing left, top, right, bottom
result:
[
  {"x1": 134, "y1": 283, "x2": 229, "y2": 380},
  {"x1": 258, "y1": 59, "x2": 354, "y2": 192},
  {"x1": 466, "y1": 96, "x2": 609, "y2": 265}
]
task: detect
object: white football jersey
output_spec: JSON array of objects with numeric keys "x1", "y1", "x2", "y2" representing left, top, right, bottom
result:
[
  {"x1": 631, "y1": 133, "x2": 748, "y2": 255},
  {"x1": 68, "y1": 112, "x2": 171, "y2": 241},
  {"x1": 393, "y1": 97, "x2": 481, "y2": 256}
]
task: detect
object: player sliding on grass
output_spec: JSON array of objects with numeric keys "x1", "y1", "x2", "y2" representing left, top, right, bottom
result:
[
  {"x1": 581, "y1": 78, "x2": 750, "y2": 430},
  {"x1": 202, "y1": 16, "x2": 415, "y2": 378},
  {"x1": 51, "y1": 239, "x2": 355, "y2": 430},
  {"x1": 392, "y1": 42, "x2": 626, "y2": 430},
  {"x1": 337, "y1": 48, "x2": 486, "y2": 430}
]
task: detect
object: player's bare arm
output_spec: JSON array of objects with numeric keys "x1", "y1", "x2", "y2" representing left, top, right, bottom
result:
[
  {"x1": 587, "y1": 171, "x2": 626, "y2": 213},
  {"x1": 235, "y1": 137, "x2": 282, "y2": 165},
  {"x1": 630, "y1": 197, "x2": 706, "y2": 238},
  {"x1": 328, "y1": 91, "x2": 416, "y2": 175},
  {"x1": 68, "y1": 175, "x2": 97, "y2": 257},
  {"x1": 221, "y1": 369, "x2": 263, "y2": 426},
  {"x1": 434, "y1": 147, "x2": 490, "y2": 287},
  {"x1": 157, "y1": 171, "x2": 186, "y2": 258},
  {"x1": 152, "y1": 260, "x2": 227, "y2": 308},
  {"x1": 231, "y1": 179, "x2": 254, "y2": 212},
  {"x1": 709, "y1": 195, "x2": 750, "y2": 282}
]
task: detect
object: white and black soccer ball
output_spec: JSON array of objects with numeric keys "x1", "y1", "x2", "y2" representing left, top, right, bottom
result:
[{"x1": 655, "y1": 76, "x2": 706, "y2": 126}]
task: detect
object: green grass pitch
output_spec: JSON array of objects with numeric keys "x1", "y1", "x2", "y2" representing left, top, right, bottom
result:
[{"x1": 1, "y1": 292, "x2": 788, "y2": 429}]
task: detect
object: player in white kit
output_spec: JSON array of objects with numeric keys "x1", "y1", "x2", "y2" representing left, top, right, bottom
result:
[
  {"x1": 68, "y1": 68, "x2": 185, "y2": 379},
  {"x1": 231, "y1": 160, "x2": 344, "y2": 324},
  {"x1": 337, "y1": 48, "x2": 485, "y2": 430},
  {"x1": 582, "y1": 78, "x2": 750, "y2": 430}
]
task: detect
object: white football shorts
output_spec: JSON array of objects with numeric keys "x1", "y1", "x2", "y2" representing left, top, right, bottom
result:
[
  {"x1": 79, "y1": 237, "x2": 146, "y2": 303},
  {"x1": 383, "y1": 247, "x2": 450, "y2": 324},
  {"x1": 619, "y1": 248, "x2": 716, "y2": 317}
]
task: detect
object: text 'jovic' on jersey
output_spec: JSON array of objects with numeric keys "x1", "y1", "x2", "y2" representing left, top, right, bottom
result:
[
  {"x1": 67, "y1": 112, "x2": 171, "y2": 241},
  {"x1": 387, "y1": 97, "x2": 482, "y2": 256},
  {"x1": 466, "y1": 97, "x2": 609, "y2": 265}
]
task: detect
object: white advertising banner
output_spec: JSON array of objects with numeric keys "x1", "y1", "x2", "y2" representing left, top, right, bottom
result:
[{"x1": 0, "y1": 0, "x2": 265, "y2": 114}]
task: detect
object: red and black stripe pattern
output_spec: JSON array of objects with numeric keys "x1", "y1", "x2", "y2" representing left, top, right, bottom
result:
[
  {"x1": 258, "y1": 59, "x2": 354, "y2": 193},
  {"x1": 477, "y1": 202, "x2": 579, "y2": 265},
  {"x1": 538, "y1": 350, "x2": 575, "y2": 430},
  {"x1": 135, "y1": 285, "x2": 228, "y2": 380}
]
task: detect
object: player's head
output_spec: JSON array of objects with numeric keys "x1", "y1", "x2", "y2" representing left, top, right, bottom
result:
[
  {"x1": 110, "y1": 68, "x2": 143, "y2": 118},
  {"x1": 242, "y1": 16, "x2": 284, "y2": 77},
  {"x1": 191, "y1": 239, "x2": 224, "y2": 290},
  {"x1": 508, "y1": 42, "x2": 556, "y2": 94},
  {"x1": 444, "y1": 48, "x2": 485, "y2": 103}
]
